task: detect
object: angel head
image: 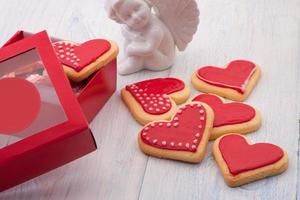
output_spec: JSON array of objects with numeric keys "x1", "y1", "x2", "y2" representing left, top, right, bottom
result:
[{"x1": 106, "y1": 0, "x2": 152, "y2": 30}]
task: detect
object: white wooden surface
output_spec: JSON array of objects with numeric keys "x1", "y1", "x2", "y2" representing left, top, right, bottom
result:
[{"x1": 0, "y1": 0, "x2": 299, "y2": 199}]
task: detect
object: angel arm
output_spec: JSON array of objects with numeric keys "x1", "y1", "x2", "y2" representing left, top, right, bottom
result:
[
  {"x1": 126, "y1": 25, "x2": 164, "y2": 57},
  {"x1": 122, "y1": 27, "x2": 132, "y2": 51}
]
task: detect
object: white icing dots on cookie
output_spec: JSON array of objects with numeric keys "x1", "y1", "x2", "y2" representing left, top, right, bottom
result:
[
  {"x1": 173, "y1": 122, "x2": 179, "y2": 127},
  {"x1": 140, "y1": 103, "x2": 207, "y2": 152},
  {"x1": 126, "y1": 84, "x2": 174, "y2": 115},
  {"x1": 53, "y1": 41, "x2": 80, "y2": 69}
]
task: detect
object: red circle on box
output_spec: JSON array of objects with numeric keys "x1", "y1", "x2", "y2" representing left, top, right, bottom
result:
[{"x1": 0, "y1": 78, "x2": 41, "y2": 134}]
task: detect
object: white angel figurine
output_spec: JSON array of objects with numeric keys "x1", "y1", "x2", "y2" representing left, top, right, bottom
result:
[{"x1": 105, "y1": 0, "x2": 199, "y2": 75}]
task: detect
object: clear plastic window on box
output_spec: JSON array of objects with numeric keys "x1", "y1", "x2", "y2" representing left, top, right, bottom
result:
[{"x1": 0, "y1": 48, "x2": 68, "y2": 147}]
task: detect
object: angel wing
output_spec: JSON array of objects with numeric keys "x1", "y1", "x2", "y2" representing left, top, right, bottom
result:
[{"x1": 148, "y1": 0, "x2": 200, "y2": 51}]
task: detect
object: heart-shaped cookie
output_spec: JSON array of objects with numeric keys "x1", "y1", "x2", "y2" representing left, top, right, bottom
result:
[
  {"x1": 122, "y1": 78, "x2": 190, "y2": 125},
  {"x1": 191, "y1": 60, "x2": 261, "y2": 101},
  {"x1": 138, "y1": 102, "x2": 214, "y2": 163},
  {"x1": 53, "y1": 39, "x2": 111, "y2": 72},
  {"x1": 192, "y1": 94, "x2": 261, "y2": 140},
  {"x1": 52, "y1": 39, "x2": 118, "y2": 82},
  {"x1": 0, "y1": 78, "x2": 41, "y2": 134},
  {"x1": 213, "y1": 134, "x2": 288, "y2": 187}
]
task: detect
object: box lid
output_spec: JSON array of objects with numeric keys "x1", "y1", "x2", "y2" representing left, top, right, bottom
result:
[{"x1": 0, "y1": 31, "x2": 90, "y2": 158}]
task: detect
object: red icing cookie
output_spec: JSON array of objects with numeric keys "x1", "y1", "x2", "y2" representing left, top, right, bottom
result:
[
  {"x1": 192, "y1": 60, "x2": 261, "y2": 101},
  {"x1": 51, "y1": 39, "x2": 118, "y2": 83},
  {"x1": 192, "y1": 94, "x2": 261, "y2": 140},
  {"x1": 197, "y1": 60, "x2": 256, "y2": 93},
  {"x1": 53, "y1": 39, "x2": 111, "y2": 72},
  {"x1": 138, "y1": 102, "x2": 214, "y2": 163},
  {"x1": 213, "y1": 134, "x2": 288, "y2": 187},
  {"x1": 122, "y1": 78, "x2": 190, "y2": 125},
  {"x1": 193, "y1": 94, "x2": 255, "y2": 127},
  {"x1": 126, "y1": 78, "x2": 184, "y2": 115}
]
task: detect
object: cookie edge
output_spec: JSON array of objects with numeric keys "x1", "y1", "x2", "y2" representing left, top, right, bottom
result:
[{"x1": 211, "y1": 109, "x2": 261, "y2": 140}]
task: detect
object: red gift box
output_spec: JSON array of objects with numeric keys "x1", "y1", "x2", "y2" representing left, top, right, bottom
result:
[{"x1": 0, "y1": 31, "x2": 117, "y2": 191}]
